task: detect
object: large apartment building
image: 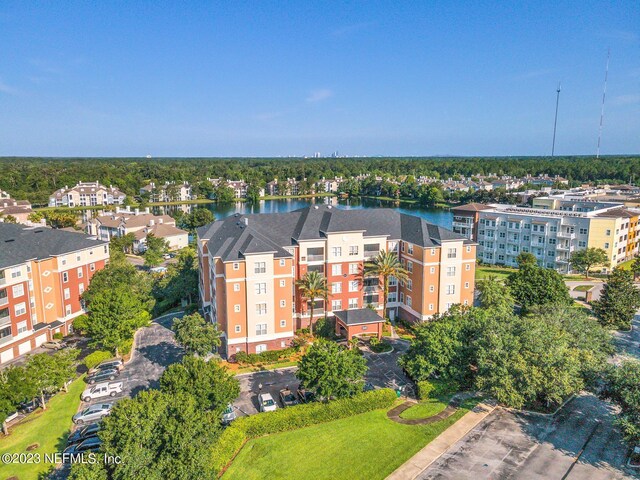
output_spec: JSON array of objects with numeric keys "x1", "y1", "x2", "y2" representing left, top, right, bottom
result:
[
  {"x1": 454, "y1": 199, "x2": 640, "y2": 273},
  {"x1": 197, "y1": 206, "x2": 475, "y2": 357},
  {"x1": 0, "y1": 224, "x2": 109, "y2": 364},
  {"x1": 49, "y1": 181, "x2": 126, "y2": 207}
]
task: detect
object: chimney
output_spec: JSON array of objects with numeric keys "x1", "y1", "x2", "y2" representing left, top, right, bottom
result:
[{"x1": 243, "y1": 218, "x2": 249, "y2": 226}]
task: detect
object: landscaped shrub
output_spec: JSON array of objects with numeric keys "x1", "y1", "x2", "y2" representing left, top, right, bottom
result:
[
  {"x1": 417, "y1": 379, "x2": 460, "y2": 400},
  {"x1": 52, "y1": 332, "x2": 64, "y2": 340},
  {"x1": 234, "y1": 348, "x2": 297, "y2": 366},
  {"x1": 84, "y1": 350, "x2": 113, "y2": 369},
  {"x1": 72, "y1": 314, "x2": 89, "y2": 334},
  {"x1": 212, "y1": 388, "x2": 396, "y2": 474}
]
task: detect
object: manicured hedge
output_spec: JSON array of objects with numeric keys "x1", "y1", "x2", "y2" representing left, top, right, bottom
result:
[
  {"x1": 84, "y1": 350, "x2": 113, "y2": 369},
  {"x1": 213, "y1": 388, "x2": 396, "y2": 475},
  {"x1": 417, "y1": 379, "x2": 460, "y2": 400},
  {"x1": 234, "y1": 347, "x2": 296, "y2": 366}
]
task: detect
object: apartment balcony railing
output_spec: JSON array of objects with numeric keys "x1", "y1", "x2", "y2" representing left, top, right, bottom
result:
[
  {"x1": 557, "y1": 232, "x2": 576, "y2": 240},
  {"x1": 363, "y1": 286, "x2": 379, "y2": 294},
  {"x1": 364, "y1": 250, "x2": 379, "y2": 257},
  {"x1": 556, "y1": 243, "x2": 575, "y2": 252},
  {"x1": 306, "y1": 254, "x2": 325, "y2": 262},
  {"x1": 0, "y1": 296, "x2": 8, "y2": 307},
  {"x1": 0, "y1": 276, "x2": 5, "y2": 287}
]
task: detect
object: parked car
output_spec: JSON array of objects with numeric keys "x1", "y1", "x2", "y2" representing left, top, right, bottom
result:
[
  {"x1": 86, "y1": 368, "x2": 120, "y2": 385},
  {"x1": 81, "y1": 381, "x2": 123, "y2": 402},
  {"x1": 150, "y1": 266, "x2": 167, "y2": 273},
  {"x1": 88, "y1": 359, "x2": 124, "y2": 375},
  {"x1": 73, "y1": 403, "x2": 113, "y2": 424},
  {"x1": 279, "y1": 388, "x2": 299, "y2": 407},
  {"x1": 67, "y1": 423, "x2": 101, "y2": 445},
  {"x1": 41, "y1": 339, "x2": 66, "y2": 350},
  {"x1": 221, "y1": 404, "x2": 237, "y2": 424},
  {"x1": 18, "y1": 398, "x2": 38, "y2": 414},
  {"x1": 63, "y1": 436, "x2": 102, "y2": 456},
  {"x1": 363, "y1": 382, "x2": 375, "y2": 392},
  {"x1": 258, "y1": 393, "x2": 277, "y2": 412},
  {"x1": 296, "y1": 387, "x2": 315, "y2": 404}
]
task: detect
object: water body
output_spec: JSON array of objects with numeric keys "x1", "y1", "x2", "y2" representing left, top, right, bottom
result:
[{"x1": 154, "y1": 197, "x2": 454, "y2": 230}]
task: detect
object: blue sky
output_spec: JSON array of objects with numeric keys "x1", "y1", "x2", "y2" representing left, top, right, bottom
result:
[{"x1": 1, "y1": 1, "x2": 638, "y2": 156}]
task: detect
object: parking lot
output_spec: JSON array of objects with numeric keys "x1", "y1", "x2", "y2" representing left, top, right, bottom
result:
[{"x1": 233, "y1": 337, "x2": 413, "y2": 416}]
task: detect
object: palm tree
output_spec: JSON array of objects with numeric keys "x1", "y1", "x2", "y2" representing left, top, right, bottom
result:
[
  {"x1": 364, "y1": 250, "x2": 409, "y2": 321},
  {"x1": 296, "y1": 271, "x2": 329, "y2": 337}
]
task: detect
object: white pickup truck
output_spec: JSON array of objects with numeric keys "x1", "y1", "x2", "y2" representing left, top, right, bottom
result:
[{"x1": 81, "y1": 381, "x2": 123, "y2": 402}]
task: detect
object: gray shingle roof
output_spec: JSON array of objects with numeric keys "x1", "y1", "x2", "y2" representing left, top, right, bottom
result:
[
  {"x1": 0, "y1": 223, "x2": 107, "y2": 269},
  {"x1": 197, "y1": 206, "x2": 469, "y2": 261},
  {"x1": 334, "y1": 308, "x2": 384, "y2": 325}
]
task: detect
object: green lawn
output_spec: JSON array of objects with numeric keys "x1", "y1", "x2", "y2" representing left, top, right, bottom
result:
[
  {"x1": 223, "y1": 400, "x2": 476, "y2": 480},
  {"x1": 0, "y1": 377, "x2": 84, "y2": 479},
  {"x1": 573, "y1": 284, "x2": 594, "y2": 292},
  {"x1": 399, "y1": 398, "x2": 449, "y2": 420},
  {"x1": 475, "y1": 265, "x2": 517, "y2": 281}
]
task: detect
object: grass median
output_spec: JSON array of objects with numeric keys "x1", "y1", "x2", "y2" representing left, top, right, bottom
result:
[{"x1": 0, "y1": 377, "x2": 84, "y2": 479}]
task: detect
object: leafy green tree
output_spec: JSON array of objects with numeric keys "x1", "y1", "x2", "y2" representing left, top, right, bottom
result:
[
  {"x1": 1, "y1": 214, "x2": 17, "y2": 223},
  {"x1": 506, "y1": 263, "x2": 571, "y2": 313},
  {"x1": 364, "y1": 250, "x2": 409, "y2": 320},
  {"x1": 515, "y1": 252, "x2": 537, "y2": 267},
  {"x1": 172, "y1": 313, "x2": 221, "y2": 356},
  {"x1": 570, "y1": 247, "x2": 609, "y2": 279},
  {"x1": 601, "y1": 360, "x2": 640, "y2": 446},
  {"x1": 296, "y1": 339, "x2": 367, "y2": 399},
  {"x1": 44, "y1": 210, "x2": 78, "y2": 228},
  {"x1": 592, "y1": 268, "x2": 640, "y2": 330},
  {"x1": 296, "y1": 271, "x2": 329, "y2": 336},
  {"x1": 95, "y1": 390, "x2": 222, "y2": 480},
  {"x1": 0, "y1": 365, "x2": 37, "y2": 433},
  {"x1": 25, "y1": 349, "x2": 79, "y2": 409},
  {"x1": 631, "y1": 256, "x2": 640, "y2": 280},
  {"x1": 180, "y1": 208, "x2": 214, "y2": 231},
  {"x1": 83, "y1": 261, "x2": 155, "y2": 313},
  {"x1": 27, "y1": 211, "x2": 45, "y2": 223},
  {"x1": 153, "y1": 247, "x2": 199, "y2": 308},
  {"x1": 143, "y1": 233, "x2": 168, "y2": 267},
  {"x1": 69, "y1": 461, "x2": 109, "y2": 480},
  {"x1": 160, "y1": 356, "x2": 239, "y2": 411},
  {"x1": 476, "y1": 276, "x2": 514, "y2": 313},
  {"x1": 246, "y1": 184, "x2": 262, "y2": 203},
  {"x1": 214, "y1": 184, "x2": 235, "y2": 203}
]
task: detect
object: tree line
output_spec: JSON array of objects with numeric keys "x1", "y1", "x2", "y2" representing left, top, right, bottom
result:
[{"x1": 1, "y1": 156, "x2": 639, "y2": 205}]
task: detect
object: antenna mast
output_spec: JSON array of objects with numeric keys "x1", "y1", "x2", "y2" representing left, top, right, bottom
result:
[
  {"x1": 596, "y1": 48, "x2": 610, "y2": 159},
  {"x1": 551, "y1": 82, "x2": 561, "y2": 157}
]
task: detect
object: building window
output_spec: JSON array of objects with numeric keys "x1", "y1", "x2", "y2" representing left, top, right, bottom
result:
[
  {"x1": 349, "y1": 246, "x2": 358, "y2": 256},
  {"x1": 332, "y1": 264, "x2": 342, "y2": 276},
  {"x1": 348, "y1": 298, "x2": 358, "y2": 309},
  {"x1": 401, "y1": 242, "x2": 405, "y2": 252},
  {"x1": 235, "y1": 325, "x2": 241, "y2": 333},
  {"x1": 256, "y1": 344, "x2": 267, "y2": 353},
  {"x1": 388, "y1": 292, "x2": 397, "y2": 303},
  {"x1": 331, "y1": 247, "x2": 342, "y2": 258},
  {"x1": 280, "y1": 279, "x2": 286, "y2": 287},
  {"x1": 280, "y1": 300, "x2": 286, "y2": 307},
  {"x1": 466, "y1": 246, "x2": 471, "y2": 252},
  {"x1": 332, "y1": 282, "x2": 342, "y2": 294},
  {"x1": 465, "y1": 282, "x2": 470, "y2": 288},
  {"x1": 254, "y1": 262, "x2": 266, "y2": 274},
  {"x1": 64, "y1": 288, "x2": 70, "y2": 300},
  {"x1": 349, "y1": 263, "x2": 359, "y2": 274},
  {"x1": 255, "y1": 283, "x2": 266, "y2": 294},
  {"x1": 406, "y1": 296, "x2": 412, "y2": 307},
  {"x1": 234, "y1": 283, "x2": 240, "y2": 292},
  {"x1": 400, "y1": 292, "x2": 404, "y2": 303},
  {"x1": 430, "y1": 267, "x2": 436, "y2": 274},
  {"x1": 447, "y1": 248, "x2": 457, "y2": 259},
  {"x1": 605, "y1": 229, "x2": 611, "y2": 236},
  {"x1": 428, "y1": 303, "x2": 434, "y2": 310},
  {"x1": 0, "y1": 325, "x2": 11, "y2": 339},
  {"x1": 79, "y1": 283, "x2": 84, "y2": 294},
  {"x1": 408, "y1": 244, "x2": 414, "y2": 254},
  {"x1": 17, "y1": 321, "x2": 27, "y2": 334},
  {"x1": 62, "y1": 272, "x2": 68, "y2": 283},
  {"x1": 256, "y1": 323, "x2": 267, "y2": 335},
  {"x1": 407, "y1": 261, "x2": 413, "y2": 273},
  {"x1": 14, "y1": 303, "x2": 26, "y2": 316},
  {"x1": 429, "y1": 285, "x2": 435, "y2": 292},
  {"x1": 256, "y1": 303, "x2": 267, "y2": 315},
  {"x1": 465, "y1": 264, "x2": 471, "y2": 271},
  {"x1": 348, "y1": 280, "x2": 359, "y2": 292},
  {"x1": 407, "y1": 279, "x2": 413, "y2": 291},
  {"x1": 279, "y1": 259, "x2": 286, "y2": 267},
  {"x1": 61, "y1": 259, "x2": 67, "y2": 266},
  {"x1": 388, "y1": 276, "x2": 397, "y2": 286},
  {"x1": 447, "y1": 266, "x2": 456, "y2": 277},
  {"x1": 77, "y1": 267, "x2": 83, "y2": 278},
  {"x1": 604, "y1": 243, "x2": 610, "y2": 249},
  {"x1": 332, "y1": 299, "x2": 342, "y2": 311},
  {"x1": 90, "y1": 263, "x2": 95, "y2": 271},
  {"x1": 431, "y1": 248, "x2": 436, "y2": 256},
  {"x1": 446, "y1": 285, "x2": 456, "y2": 295},
  {"x1": 233, "y1": 263, "x2": 240, "y2": 270},
  {"x1": 12, "y1": 284, "x2": 24, "y2": 297},
  {"x1": 234, "y1": 304, "x2": 241, "y2": 313}
]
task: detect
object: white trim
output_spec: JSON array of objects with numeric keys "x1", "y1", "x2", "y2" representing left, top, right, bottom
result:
[{"x1": 227, "y1": 330, "x2": 294, "y2": 345}]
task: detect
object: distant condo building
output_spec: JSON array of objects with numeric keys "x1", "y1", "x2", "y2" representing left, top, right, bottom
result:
[
  {"x1": 197, "y1": 206, "x2": 475, "y2": 357},
  {"x1": 0, "y1": 191, "x2": 35, "y2": 224},
  {"x1": 454, "y1": 198, "x2": 640, "y2": 273},
  {"x1": 0, "y1": 224, "x2": 109, "y2": 363},
  {"x1": 139, "y1": 181, "x2": 194, "y2": 203},
  {"x1": 49, "y1": 181, "x2": 126, "y2": 207},
  {"x1": 86, "y1": 207, "x2": 189, "y2": 253}
]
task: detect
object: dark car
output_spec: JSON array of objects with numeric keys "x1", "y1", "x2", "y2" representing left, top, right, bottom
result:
[
  {"x1": 363, "y1": 382, "x2": 375, "y2": 392},
  {"x1": 63, "y1": 436, "x2": 102, "y2": 456},
  {"x1": 279, "y1": 388, "x2": 299, "y2": 408},
  {"x1": 86, "y1": 368, "x2": 119, "y2": 385},
  {"x1": 296, "y1": 387, "x2": 315, "y2": 404},
  {"x1": 67, "y1": 423, "x2": 101, "y2": 445},
  {"x1": 18, "y1": 399, "x2": 38, "y2": 414}
]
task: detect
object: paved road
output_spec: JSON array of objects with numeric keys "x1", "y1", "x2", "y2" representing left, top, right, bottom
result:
[
  {"x1": 420, "y1": 393, "x2": 637, "y2": 480},
  {"x1": 613, "y1": 315, "x2": 640, "y2": 363},
  {"x1": 82, "y1": 311, "x2": 184, "y2": 407}
]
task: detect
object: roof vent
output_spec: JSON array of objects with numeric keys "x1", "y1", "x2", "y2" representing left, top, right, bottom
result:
[
  {"x1": 5, "y1": 238, "x2": 15, "y2": 243},
  {"x1": 34, "y1": 230, "x2": 43, "y2": 233}
]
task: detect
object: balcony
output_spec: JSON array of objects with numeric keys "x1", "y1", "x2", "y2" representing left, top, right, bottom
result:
[
  {"x1": 556, "y1": 243, "x2": 574, "y2": 252},
  {"x1": 557, "y1": 232, "x2": 576, "y2": 240},
  {"x1": 363, "y1": 285, "x2": 379, "y2": 294},
  {"x1": 0, "y1": 309, "x2": 9, "y2": 322},
  {"x1": 363, "y1": 250, "x2": 379, "y2": 258},
  {"x1": 0, "y1": 295, "x2": 7, "y2": 307},
  {"x1": 306, "y1": 254, "x2": 325, "y2": 262}
]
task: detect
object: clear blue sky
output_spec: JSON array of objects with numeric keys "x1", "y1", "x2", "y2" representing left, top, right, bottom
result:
[{"x1": 1, "y1": 1, "x2": 638, "y2": 157}]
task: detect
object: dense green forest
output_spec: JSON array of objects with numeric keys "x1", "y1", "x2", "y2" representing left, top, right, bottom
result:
[{"x1": 0, "y1": 156, "x2": 638, "y2": 206}]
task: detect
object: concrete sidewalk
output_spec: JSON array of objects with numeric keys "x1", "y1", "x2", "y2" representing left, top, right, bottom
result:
[{"x1": 386, "y1": 401, "x2": 496, "y2": 480}]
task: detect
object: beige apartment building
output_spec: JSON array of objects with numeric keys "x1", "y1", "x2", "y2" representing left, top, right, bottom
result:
[
  {"x1": 197, "y1": 206, "x2": 475, "y2": 358},
  {"x1": 49, "y1": 181, "x2": 126, "y2": 207}
]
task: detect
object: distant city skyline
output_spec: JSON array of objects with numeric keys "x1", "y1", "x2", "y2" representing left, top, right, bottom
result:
[{"x1": 0, "y1": 1, "x2": 638, "y2": 157}]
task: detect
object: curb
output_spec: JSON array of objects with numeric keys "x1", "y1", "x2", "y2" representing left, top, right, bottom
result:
[
  {"x1": 503, "y1": 394, "x2": 575, "y2": 418},
  {"x1": 234, "y1": 365, "x2": 299, "y2": 377}
]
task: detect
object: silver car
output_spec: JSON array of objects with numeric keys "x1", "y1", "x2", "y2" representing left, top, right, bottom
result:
[{"x1": 72, "y1": 403, "x2": 112, "y2": 424}]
